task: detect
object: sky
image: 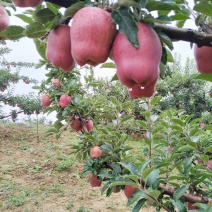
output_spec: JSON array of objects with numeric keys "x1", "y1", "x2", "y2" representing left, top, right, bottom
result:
[{"x1": 2, "y1": 0, "x2": 197, "y2": 122}]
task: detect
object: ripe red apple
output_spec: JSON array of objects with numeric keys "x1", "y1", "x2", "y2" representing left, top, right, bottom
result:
[
  {"x1": 90, "y1": 146, "x2": 102, "y2": 159},
  {"x1": 142, "y1": 134, "x2": 148, "y2": 139},
  {"x1": 46, "y1": 25, "x2": 75, "y2": 71},
  {"x1": 83, "y1": 119, "x2": 93, "y2": 132},
  {"x1": 90, "y1": 175, "x2": 102, "y2": 187},
  {"x1": 131, "y1": 132, "x2": 135, "y2": 137},
  {"x1": 194, "y1": 45, "x2": 212, "y2": 74},
  {"x1": 41, "y1": 94, "x2": 51, "y2": 109},
  {"x1": 59, "y1": 94, "x2": 71, "y2": 108},
  {"x1": 207, "y1": 159, "x2": 212, "y2": 170},
  {"x1": 12, "y1": 0, "x2": 43, "y2": 7},
  {"x1": 0, "y1": 5, "x2": 10, "y2": 32},
  {"x1": 128, "y1": 77, "x2": 158, "y2": 98},
  {"x1": 112, "y1": 22, "x2": 162, "y2": 89},
  {"x1": 168, "y1": 146, "x2": 173, "y2": 153},
  {"x1": 52, "y1": 79, "x2": 61, "y2": 87},
  {"x1": 200, "y1": 122, "x2": 205, "y2": 128},
  {"x1": 124, "y1": 185, "x2": 137, "y2": 199},
  {"x1": 70, "y1": 118, "x2": 83, "y2": 132},
  {"x1": 71, "y1": 7, "x2": 117, "y2": 66}
]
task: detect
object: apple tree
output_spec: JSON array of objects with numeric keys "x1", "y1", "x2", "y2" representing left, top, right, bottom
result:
[
  {"x1": 0, "y1": 0, "x2": 212, "y2": 211},
  {"x1": 0, "y1": 40, "x2": 42, "y2": 121}
]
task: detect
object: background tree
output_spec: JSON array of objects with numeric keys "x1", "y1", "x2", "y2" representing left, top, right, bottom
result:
[{"x1": 0, "y1": 40, "x2": 42, "y2": 121}]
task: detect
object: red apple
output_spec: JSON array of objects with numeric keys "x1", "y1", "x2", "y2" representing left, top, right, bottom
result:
[
  {"x1": 83, "y1": 119, "x2": 93, "y2": 132},
  {"x1": 112, "y1": 22, "x2": 162, "y2": 89},
  {"x1": 59, "y1": 94, "x2": 71, "y2": 108},
  {"x1": 46, "y1": 25, "x2": 75, "y2": 71},
  {"x1": 207, "y1": 159, "x2": 212, "y2": 170},
  {"x1": 12, "y1": 0, "x2": 43, "y2": 7},
  {"x1": 142, "y1": 134, "x2": 148, "y2": 139},
  {"x1": 128, "y1": 77, "x2": 158, "y2": 99},
  {"x1": 71, "y1": 7, "x2": 116, "y2": 66},
  {"x1": 194, "y1": 45, "x2": 212, "y2": 74},
  {"x1": 90, "y1": 146, "x2": 102, "y2": 159},
  {"x1": 41, "y1": 94, "x2": 51, "y2": 109},
  {"x1": 52, "y1": 79, "x2": 61, "y2": 87},
  {"x1": 124, "y1": 185, "x2": 137, "y2": 199},
  {"x1": 131, "y1": 132, "x2": 135, "y2": 137},
  {"x1": 0, "y1": 5, "x2": 10, "y2": 32},
  {"x1": 200, "y1": 122, "x2": 205, "y2": 128},
  {"x1": 70, "y1": 118, "x2": 83, "y2": 132},
  {"x1": 90, "y1": 175, "x2": 102, "y2": 187},
  {"x1": 168, "y1": 146, "x2": 173, "y2": 153}
]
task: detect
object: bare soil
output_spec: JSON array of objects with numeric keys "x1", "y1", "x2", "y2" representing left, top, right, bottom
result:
[{"x1": 0, "y1": 123, "x2": 155, "y2": 212}]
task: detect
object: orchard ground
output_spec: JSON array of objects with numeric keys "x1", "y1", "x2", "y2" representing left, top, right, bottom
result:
[{"x1": 0, "y1": 121, "x2": 157, "y2": 212}]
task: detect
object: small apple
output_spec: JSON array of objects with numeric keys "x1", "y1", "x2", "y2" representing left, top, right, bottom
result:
[
  {"x1": 200, "y1": 122, "x2": 205, "y2": 128},
  {"x1": 168, "y1": 146, "x2": 173, "y2": 153},
  {"x1": 83, "y1": 119, "x2": 93, "y2": 132},
  {"x1": 12, "y1": 0, "x2": 43, "y2": 7},
  {"x1": 59, "y1": 94, "x2": 71, "y2": 108},
  {"x1": 207, "y1": 159, "x2": 212, "y2": 170},
  {"x1": 131, "y1": 132, "x2": 135, "y2": 137},
  {"x1": 41, "y1": 94, "x2": 51, "y2": 109},
  {"x1": 52, "y1": 79, "x2": 61, "y2": 87},
  {"x1": 90, "y1": 146, "x2": 102, "y2": 159},
  {"x1": 70, "y1": 118, "x2": 83, "y2": 132},
  {"x1": 89, "y1": 175, "x2": 102, "y2": 187},
  {"x1": 142, "y1": 134, "x2": 148, "y2": 139},
  {"x1": 124, "y1": 185, "x2": 137, "y2": 199},
  {"x1": 194, "y1": 45, "x2": 212, "y2": 74}
]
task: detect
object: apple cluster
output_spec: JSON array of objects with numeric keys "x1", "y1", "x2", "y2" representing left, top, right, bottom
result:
[
  {"x1": 41, "y1": 78, "x2": 93, "y2": 133},
  {"x1": 45, "y1": 6, "x2": 162, "y2": 99}
]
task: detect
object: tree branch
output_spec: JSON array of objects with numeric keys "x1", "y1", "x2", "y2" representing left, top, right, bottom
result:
[
  {"x1": 154, "y1": 23, "x2": 212, "y2": 47},
  {"x1": 45, "y1": 0, "x2": 76, "y2": 8}
]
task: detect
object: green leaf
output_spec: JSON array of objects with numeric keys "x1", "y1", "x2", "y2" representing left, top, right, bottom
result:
[
  {"x1": 120, "y1": 115, "x2": 132, "y2": 124},
  {"x1": 170, "y1": 13, "x2": 190, "y2": 21},
  {"x1": 111, "y1": 179, "x2": 137, "y2": 187},
  {"x1": 63, "y1": 1, "x2": 85, "y2": 20},
  {"x1": 111, "y1": 6, "x2": 139, "y2": 48},
  {"x1": 36, "y1": 8, "x2": 56, "y2": 24},
  {"x1": 138, "y1": 159, "x2": 152, "y2": 174},
  {"x1": 127, "y1": 189, "x2": 146, "y2": 206},
  {"x1": 15, "y1": 14, "x2": 34, "y2": 24},
  {"x1": 173, "y1": 184, "x2": 189, "y2": 201},
  {"x1": 100, "y1": 62, "x2": 116, "y2": 69},
  {"x1": 194, "y1": 3, "x2": 212, "y2": 16},
  {"x1": 119, "y1": 162, "x2": 138, "y2": 175},
  {"x1": 157, "y1": 32, "x2": 173, "y2": 50},
  {"x1": 33, "y1": 38, "x2": 47, "y2": 60},
  {"x1": 116, "y1": 0, "x2": 139, "y2": 8},
  {"x1": 24, "y1": 23, "x2": 47, "y2": 38},
  {"x1": 110, "y1": 73, "x2": 119, "y2": 82},
  {"x1": 0, "y1": 26, "x2": 24, "y2": 40},
  {"x1": 146, "y1": 169, "x2": 160, "y2": 187},
  {"x1": 150, "y1": 96, "x2": 162, "y2": 106},
  {"x1": 145, "y1": 1, "x2": 181, "y2": 12},
  {"x1": 195, "y1": 74, "x2": 212, "y2": 82},
  {"x1": 132, "y1": 198, "x2": 147, "y2": 212},
  {"x1": 171, "y1": 118, "x2": 184, "y2": 126}
]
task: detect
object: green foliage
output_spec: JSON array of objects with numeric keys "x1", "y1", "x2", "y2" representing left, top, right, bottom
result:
[{"x1": 0, "y1": 43, "x2": 42, "y2": 121}]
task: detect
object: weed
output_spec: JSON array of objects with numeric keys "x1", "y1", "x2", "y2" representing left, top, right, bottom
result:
[
  {"x1": 77, "y1": 206, "x2": 95, "y2": 212},
  {"x1": 66, "y1": 199, "x2": 74, "y2": 210},
  {"x1": 56, "y1": 156, "x2": 74, "y2": 171}
]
